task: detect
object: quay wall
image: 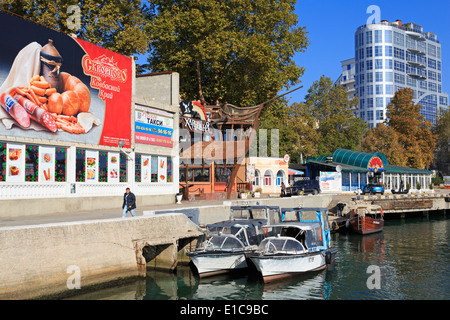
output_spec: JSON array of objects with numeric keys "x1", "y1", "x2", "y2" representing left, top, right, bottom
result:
[{"x1": 0, "y1": 213, "x2": 202, "y2": 300}]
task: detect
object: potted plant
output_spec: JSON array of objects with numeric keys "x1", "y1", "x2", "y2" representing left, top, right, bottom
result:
[
  {"x1": 240, "y1": 189, "x2": 249, "y2": 199},
  {"x1": 253, "y1": 187, "x2": 262, "y2": 198},
  {"x1": 176, "y1": 192, "x2": 183, "y2": 204},
  {"x1": 416, "y1": 182, "x2": 421, "y2": 192}
]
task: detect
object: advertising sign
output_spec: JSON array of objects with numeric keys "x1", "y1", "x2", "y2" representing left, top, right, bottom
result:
[
  {"x1": 158, "y1": 156, "x2": 167, "y2": 183},
  {"x1": 39, "y1": 145, "x2": 55, "y2": 183},
  {"x1": 85, "y1": 150, "x2": 98, "y2": 183},
  {"x1": 135, "y1": 104, "x2": 173, "y2": 147},
  {"x1": 6, "y1": 143, "x2": 25, "y2": 182},
  {"x1": 0, "y1": 10, "x2": 132, "y2": 148},
  {"x1": 108, "y1": 151, "x2": 120, "y2": 183},
  {"x1": 319, "y1": 172, "x2": 342, "y2": 192}
]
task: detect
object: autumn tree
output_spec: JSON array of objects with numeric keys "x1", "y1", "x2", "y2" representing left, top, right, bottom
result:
[
  {"x1": 300, "y1": 76, "x2": 367, "y2": 156},
  {"x1": 362, "y1": 88, "x2": 437, "y2": 169},
  {"x1": 0, "y1": 0, "x2": 148, "y2": 56},
  {"x1": 433, "y1": 109, "x2": 450, "y2": 174},
  {"x1": 143, "y1": 0, "x2": 309, "y2": 107}
]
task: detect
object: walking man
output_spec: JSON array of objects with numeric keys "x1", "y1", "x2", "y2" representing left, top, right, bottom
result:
[{"x1": 122, "y1": 187, "x2": 136, "y2": 218}]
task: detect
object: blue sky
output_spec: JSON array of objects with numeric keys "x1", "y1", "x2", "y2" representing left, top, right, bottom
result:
[
  {"x1": 138, "y1": 0, "x2": 450, "y2": 105},
  {"x1": 287, "y1": 0, "x2": 450, "y2": 104}
]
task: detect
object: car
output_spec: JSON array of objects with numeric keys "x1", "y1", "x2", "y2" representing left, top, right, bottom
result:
[
  {"x1": 291, "y1": 179, "x2": 321, "y2": 195},
  {"x1": 361, "y1": 183, "x2": 385, "y2": 195}
]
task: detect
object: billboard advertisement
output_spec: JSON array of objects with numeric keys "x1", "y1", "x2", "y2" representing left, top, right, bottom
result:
[
  {"x1": 135, "y1": 104, "x2": 174, "y2": 147},
  {"x1": 0, "y1": 10, "x2": 132, "y2": 148},
  {"x1": 319, "y1": 172, "x2": 342, "y2": 192}
]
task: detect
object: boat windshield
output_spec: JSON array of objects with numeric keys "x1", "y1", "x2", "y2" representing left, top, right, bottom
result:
[
  {"x1": 258, "y1": 238, "x2": 305, "y2": 254},
  {"x1": 203, "y1": 235, "x2": 245, "y2": 251}
]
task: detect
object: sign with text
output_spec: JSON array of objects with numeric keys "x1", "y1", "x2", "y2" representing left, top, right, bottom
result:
[{"x1": 135, "y1": 104, "x2": 174, "y2": 147}]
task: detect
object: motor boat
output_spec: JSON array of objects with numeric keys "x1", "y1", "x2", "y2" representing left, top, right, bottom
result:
[
  {"x1": 347, "y1": 204, "x2": 384, "y2": 235},
  {"x1": 187, "y1": 206, "x2": 281, "y2": 278},
  {"x1": 247, "y1": 207, "x2": 337, "y2": 283}
]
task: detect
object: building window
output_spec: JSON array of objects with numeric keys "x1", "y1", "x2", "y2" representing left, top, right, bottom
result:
[
  {"x1": 55, "y1": 147, "x2": 67, "y2": 182},
  {"x1": 264, "y1": 170, "x2": 272, "y2": 186},
  {"x1": 407, "y1": 77, "x2": 416, "y2": 87},
  {"x1": 367, "y1": 98, "x2": 373, "y2": 108},
  {"x1": 394, "y1": 32, "x2": 404, "y2": 46},
  {"x1": 98, "y1": 151, "x2": 108, "y2": 182},
  {"x1": 376, "y1": 110, "x2": 384, "y2": 120},
  {"x1": 374, "y1": 30, "x2": 382, "y2": 43},
  {"x1": 76, "y1": 149, "x2": 86, "y2": 182},
  {"x1": 385, "y1": 46, "x2": 392, "y2": 57},
  {"x1": 385, "y1": 71, "x2": 393, "y2": 82},
  {"x1": 376, "y1": 84, "x2": 383, "y2": 95},
  {"x1": 366, "y1": 60, "x2": 373, "y2": 70},
  {"x1": 385, "y1": 59, "x2": 393, "y2": 70},
  {"x1": 366, "y1": 72, "x2": 373, "y2": 83},
  {"x1": 365, "y1": 31, "x2": 372, "y2": 44},
  {"x1": 386, "y1": 84, "x2": 393, "y2": 95},
  {"x1": 120, "y1": 153, "x2": 128, "y2": 183},
  {"x1": 135, "y1": 154, "x2": 141, "y2": 182},
  {"x1": 394, "y1": 47, "x2": 405, "y2": 59},
  {"x1": 428, "y1": 44, "x2": 436, "y2": 57},
  {"x1": 366, "y1": 85, "x2": 373, "y2": 95},
  {"x1": 428, "y1": 58, "x2": 436, "y2": 69},
  {"x1": 375, "y1": 45, "x2": 383, "y2": 57},
  {"x1": 276, "y1": 170, "x2": 284, "y2": 186},
  {"x1": 366, "y1": 46, "x2": 373, "y2": 58},
  {"x1": 385, "y1": 30, "x2": 392, "y2": 43},
  {"x1": 394, "y1": 61, "x2": 405, "y2": 72},
  {"x1": 375, "y1": 59, "x2": 383, "y2": 69},
  {"x1": 367, "y1": 111, "x2": 374, "y2": 121},
  {"x1": 375, "y1": 72, "x2": 383, "y2": 82},
  {"x1": 24, "y1": 144, "x2": 39, "y2": 182},
  {"x1": 253, "y1": 169, "x2": 261, "y2": 186},
  {"x1": 376, "y1": 97, "x2": 383, "y2": 108},
  {"x1": 394, "y1": 73, "x2": 405, "y2": 84}
]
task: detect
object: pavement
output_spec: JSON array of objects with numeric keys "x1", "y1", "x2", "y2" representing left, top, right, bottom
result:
[{"x1": 1, "y1": 188, "x2": 447, "y2": 228}]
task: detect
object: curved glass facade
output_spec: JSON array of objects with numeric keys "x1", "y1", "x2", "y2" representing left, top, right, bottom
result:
[{"x1": 354, "y1": 21, "x2": 448, "y2": 127}]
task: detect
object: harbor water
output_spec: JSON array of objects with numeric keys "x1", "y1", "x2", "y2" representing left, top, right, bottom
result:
[{"x1": 67, "y1": 214, "x2": 449, "y2": 300}]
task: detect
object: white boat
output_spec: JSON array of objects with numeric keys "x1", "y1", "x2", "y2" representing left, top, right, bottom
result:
[
  {"x1": 187, "y1": 206, "x2": 281, "y2": 278},
  {"x1": 248, "y1": 207, "x2": 337, "y2": 283}
]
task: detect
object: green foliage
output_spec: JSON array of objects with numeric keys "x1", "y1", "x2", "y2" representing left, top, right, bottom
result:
[
  {"x1": 143, "y1": 0, "x2": 309, "y2": 106},
  {"x1": 433, "y1": 109, "x2": 450, "y2": 174},
  {"x1": 301, "y1": 76, "x2": 367, "y2": 156},
  {"x1": 0, "y1": 0, "x2": 148, "y2": 56}
]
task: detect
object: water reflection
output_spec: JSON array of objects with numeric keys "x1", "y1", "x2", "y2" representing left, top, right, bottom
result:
[{"x1": 67, "y1": 215, "x2": 450, "y2": 300}]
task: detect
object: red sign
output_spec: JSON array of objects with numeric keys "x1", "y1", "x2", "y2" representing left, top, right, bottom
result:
[
  {"x1": 368, "y1": 157, "x2": 384, "y2": 172},
  {"x1": 77, "y1": 38, "x2": 132, "y2": 148}
]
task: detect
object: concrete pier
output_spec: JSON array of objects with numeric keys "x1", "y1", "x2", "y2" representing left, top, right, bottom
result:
[{"x1": 0, "y1": 213, "x2": 202, "y2": 299}]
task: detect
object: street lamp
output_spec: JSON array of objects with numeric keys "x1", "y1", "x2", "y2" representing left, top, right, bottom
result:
[{"x1": 118, "y1": 140, "x2": 134, "y2": 161}]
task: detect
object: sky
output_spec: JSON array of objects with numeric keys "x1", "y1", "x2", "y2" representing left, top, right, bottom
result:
[
  {"x1": 286, "y1": 0, "x2": 450, "y2": 104},
  {"x1": 138, "y1": 0, "x2": 450, "y2": 105}
]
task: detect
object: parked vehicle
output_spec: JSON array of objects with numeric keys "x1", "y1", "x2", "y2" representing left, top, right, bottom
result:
[
  {"x1": 290, "y1": 180, "x2": 320, "y2": 195},
  {"x1": 361, "y1": 183, "x2": 385, "y2": 195}
]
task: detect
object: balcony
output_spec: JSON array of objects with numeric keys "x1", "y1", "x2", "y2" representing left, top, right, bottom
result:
[
  {"x1": 406, "y1": 47, "x2": 426, "y2": 55},
  {"x1": 406, "y1": 57, "x2": 426, "y2": 68}
]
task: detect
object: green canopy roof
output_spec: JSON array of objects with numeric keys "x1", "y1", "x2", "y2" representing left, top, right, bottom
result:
[{"x1": 307, "y1": 149, "x2": 432, "y2": 174}]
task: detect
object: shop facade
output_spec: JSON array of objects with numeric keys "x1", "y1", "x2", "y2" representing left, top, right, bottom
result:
[
  {"x1": 0, "y1": 11, "x2": 179, "y2": 217},
  {"x1": 247, "y1": 157, "x2": 289, "y2": 194},
  {"x1": 307, "y1": 149, "x2": 433, "y2": 193}
]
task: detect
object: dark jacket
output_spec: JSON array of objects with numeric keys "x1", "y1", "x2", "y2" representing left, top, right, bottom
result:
[{"x1": 122, "y1": 192, "x2": 136, "y2": 210}]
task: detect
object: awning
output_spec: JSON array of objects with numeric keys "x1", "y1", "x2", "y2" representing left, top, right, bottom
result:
[{"x1": 288, "y1": 169, "x2": 304, "y2": 175}]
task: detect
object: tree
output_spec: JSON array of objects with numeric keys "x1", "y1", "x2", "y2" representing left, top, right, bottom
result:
[
  {"x1": 0, "y1": 0, "x2": 148, "y2": 56},
  {"x1": 433, "y1": 109, "x2": 450, "y2": 174},
  {"x1": 361, "y1": 123, "x2": 408, "y2": 166},
  {"x1": 362, "y1": 88, "x2": 437, "y2": 169},
  {"x1": 301, "y1": 76, "x2": 367, "y2": 156},
  {"x1": 143, "y1": 0, "x2": 309, "y2": 107}
]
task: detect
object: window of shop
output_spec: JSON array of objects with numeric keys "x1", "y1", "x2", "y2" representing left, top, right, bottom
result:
[
  {"x1": 98, "y1": 151, "x2": 108, "y2": 182},
  {"x1": 76, "y1": 148, "x2": 86, "y2": 182},
  {"x1": 167, "y1": 157, "x2": 173, "y2": 183},
  {"x1": 215, "y1": 165, "x2": 232, "y2": 183},
  {"x1": 120, "y1": 153, "x2": 127, "y2": 182},
  {"x1": 151, "y1": 155, "x2": 158, "y2": 182},
  {"x1": 25, "y1": 144, "x2": 39, "y2": 182},
  {"x1": 0, "y1": 142, "x2": 5, "y2": 181},
  {"x1": 55, "y1": 147, "x2": 67, "y2": 182},
  {"x1": 135, "y1": 154, "x2": 141, "y2": 182}
]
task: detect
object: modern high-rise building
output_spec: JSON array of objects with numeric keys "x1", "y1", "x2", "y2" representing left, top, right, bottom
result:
[{"x1": 340, "y1": 20, "x2": 448, "y2": 128}]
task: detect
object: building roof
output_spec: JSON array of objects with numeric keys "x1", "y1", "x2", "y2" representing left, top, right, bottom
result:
[{"x1": 307, "y1": 149, "x2": 432, "y2": 174}]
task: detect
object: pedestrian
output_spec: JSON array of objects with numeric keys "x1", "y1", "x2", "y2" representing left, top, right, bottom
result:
[
  {"x1": 399, "y1": 180, "x2": 404, "y2": 192},
  {"x1": 122, "y1": 187, "x2": 136, "y2": 218},
  {"x1": 281, "y1": 182, "x2": 286, "y2": 197}
]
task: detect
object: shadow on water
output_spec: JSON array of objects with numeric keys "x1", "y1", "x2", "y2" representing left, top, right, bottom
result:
[{"x1": 67, "y1": 214, "x2": 450, "y2": 300}]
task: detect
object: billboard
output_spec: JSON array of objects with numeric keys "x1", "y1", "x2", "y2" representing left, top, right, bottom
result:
[
  {"x1": 135, "y1": 104, "x2": 174, "y2": 147},
  {"x1": 0, "y1": 10, "x2": 132, "y2": 148},
  {"x1": 319, "y1": 172, "x2": 342, "y2": 192}
]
